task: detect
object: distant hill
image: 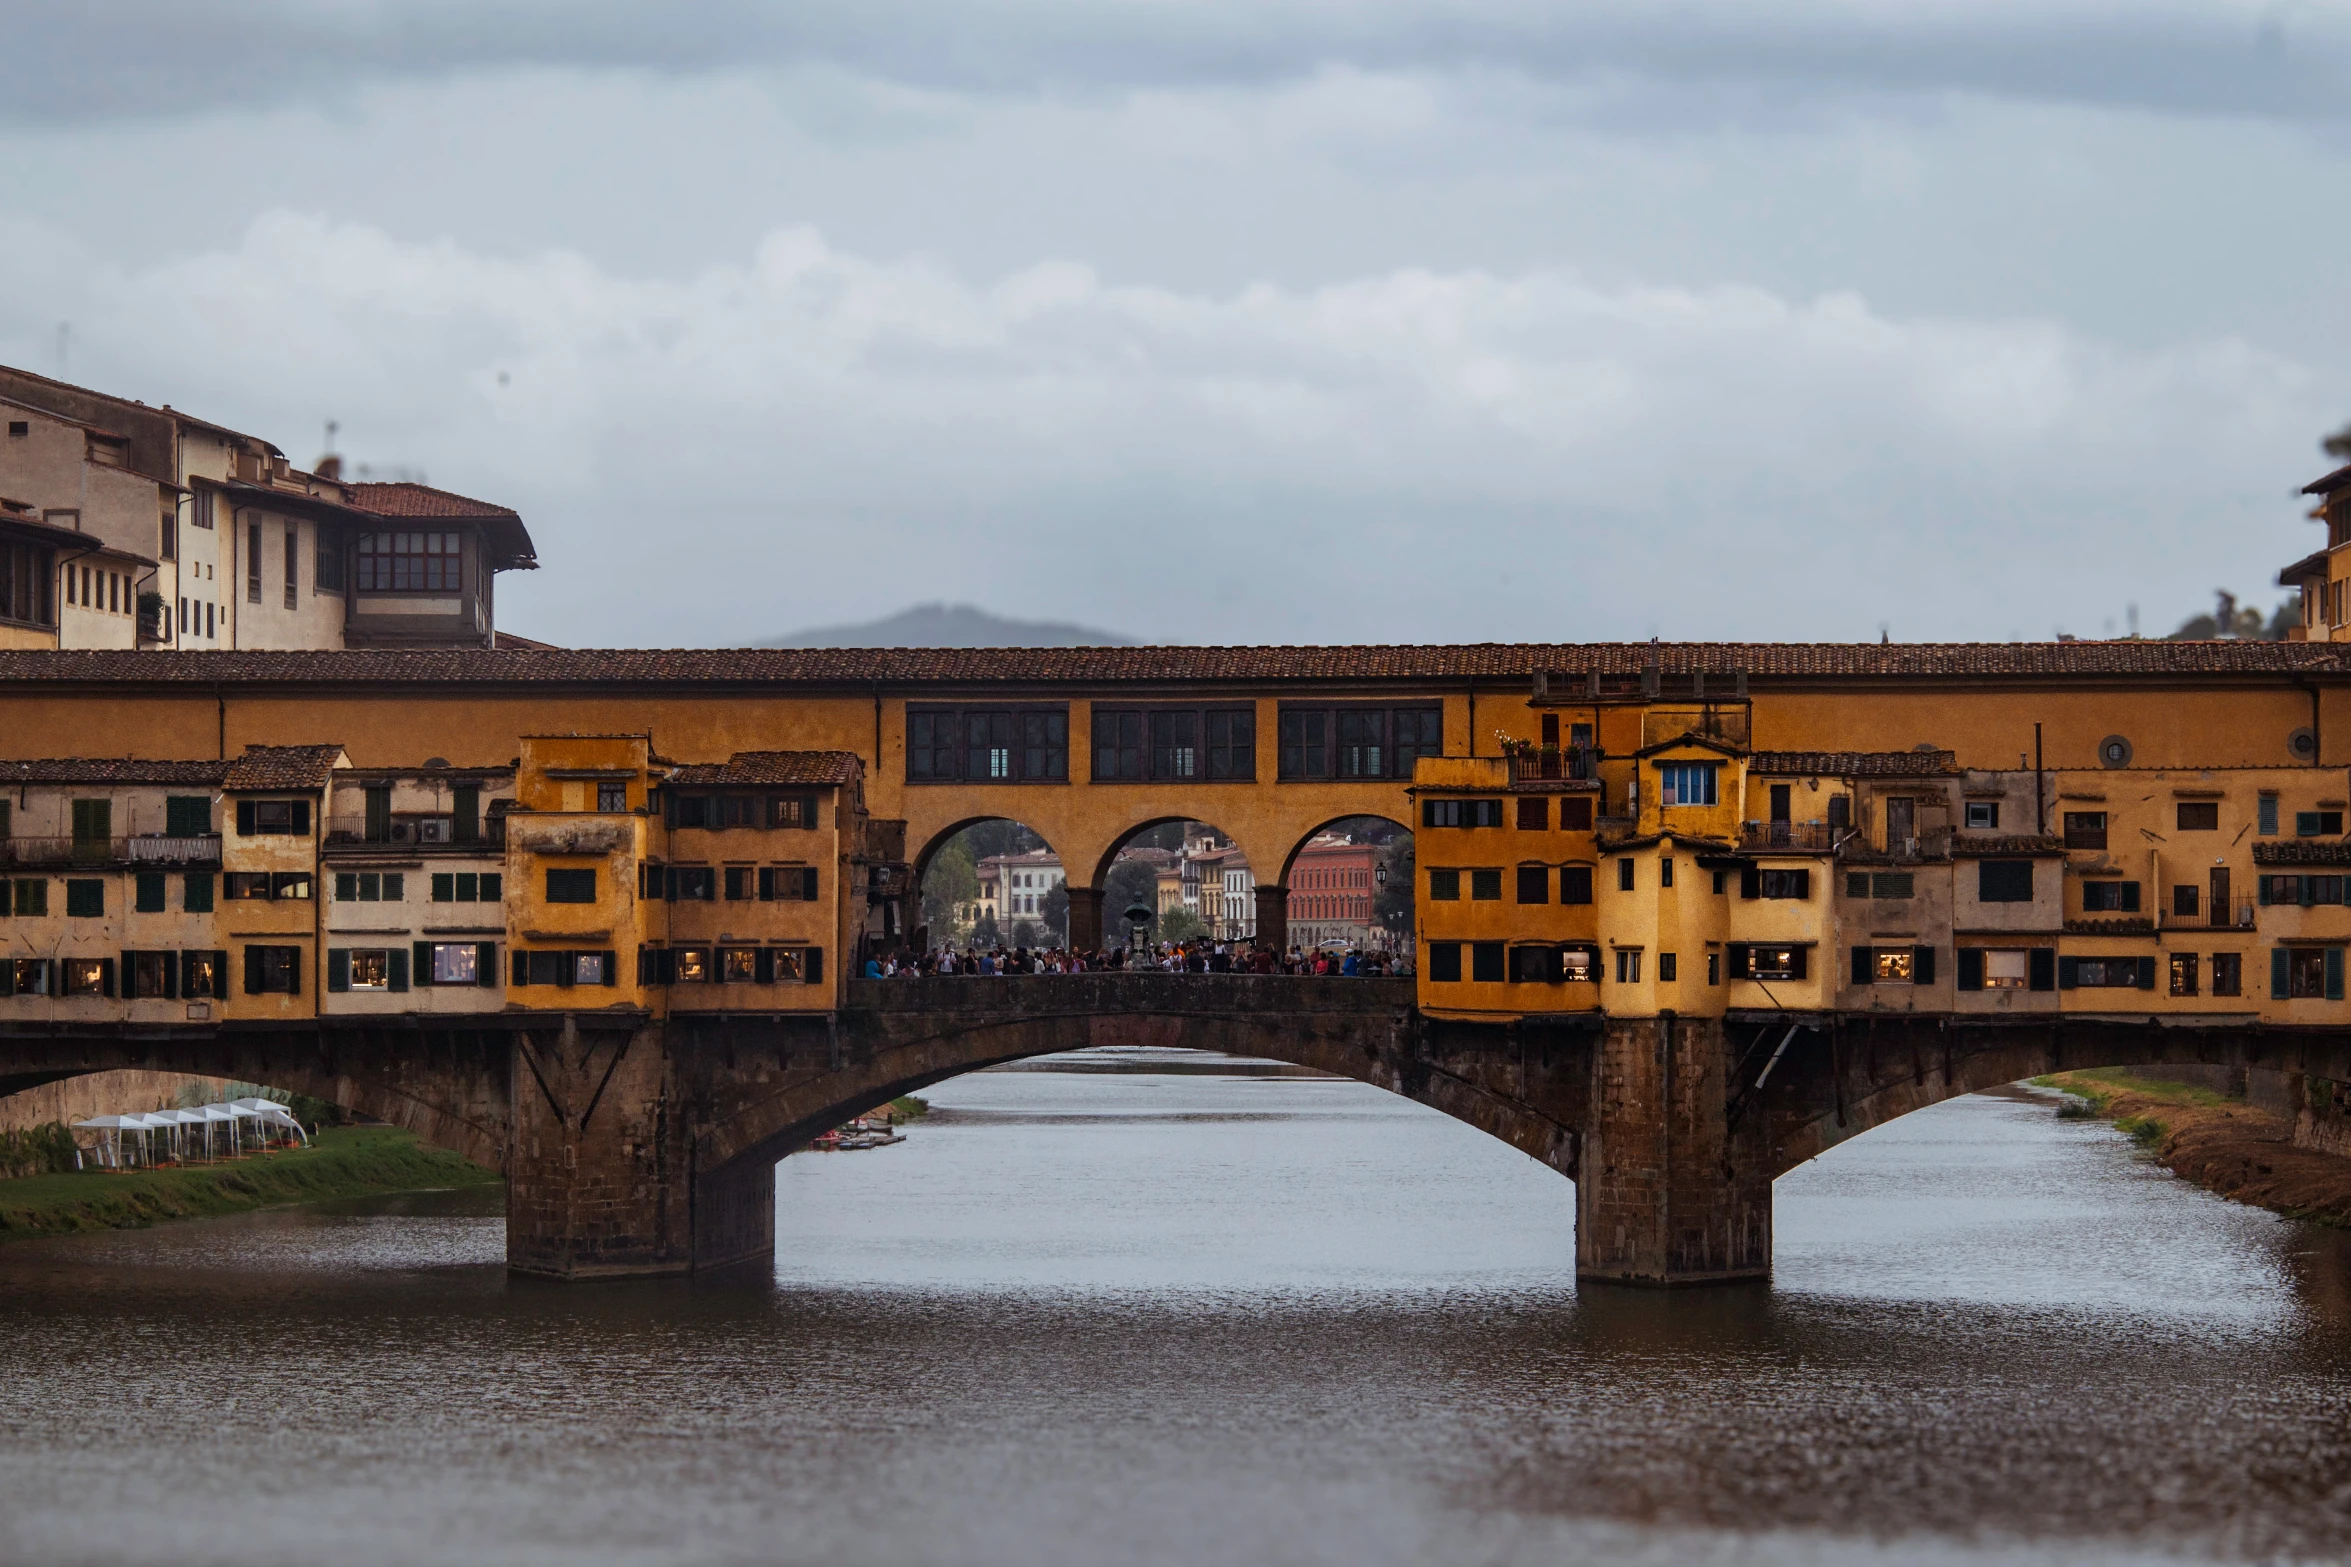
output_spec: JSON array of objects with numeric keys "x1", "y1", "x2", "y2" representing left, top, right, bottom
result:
[{"x1": 765, "y1": 602, "x2": 1138, "y2": 648}]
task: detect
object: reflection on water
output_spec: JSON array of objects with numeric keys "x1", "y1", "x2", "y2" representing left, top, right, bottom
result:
[{"x1": 3, "y1": 1046, "x2": 2349, "y2": 1566}]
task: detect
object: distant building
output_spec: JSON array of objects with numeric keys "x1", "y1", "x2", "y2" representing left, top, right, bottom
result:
[
  {"x1": 1288, "y1": 832, "x2": 1380, "y2": 950},
  {"x1": 0, "y1": 364, "x2": 538, "y2": 652},
  {"x1": 976, "y1": 848, "x2": 1064, "y2": 936}
]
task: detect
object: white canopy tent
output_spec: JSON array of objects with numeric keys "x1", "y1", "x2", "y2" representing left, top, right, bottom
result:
[{"x1": 72, "y1": 1099, "x2": 309, "y2": 1170}]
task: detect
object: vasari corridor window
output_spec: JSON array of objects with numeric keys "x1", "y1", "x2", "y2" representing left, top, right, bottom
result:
[
  {"x1": 357, "y1": 531, "x2": 462, "y2": 592},
  {"x1": 1089, "y1": 707, "x2": 1254, "y2": 782},
  {"x1": 908, "y1": 706, "x2": 1068, "y2": 783},
  {"x1": 1276, "y1": 705, "x2": 1442, "y2": 781}
]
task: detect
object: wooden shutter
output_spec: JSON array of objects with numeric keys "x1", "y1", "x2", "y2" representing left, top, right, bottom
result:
[
  {"x1": 2272, "y1": 946, "x2": 2290, "y2": 999},
  {"x1": 1739, "y1": 866, "x2": 1760, "y2": 899},
  {"x1": 1725, "y1": 942, "x2": 1750, "y2": 979},
  {"x1": 2028, "y1": 948, "x2": 2055, "y2": 991},
  {"x1": 99, "y1": 958, "x2": 114, "y2": 997},
  {"x1": 478, "y1": 944, "x2": 498, "y2": 986},
  {"x1": 286, "y1": 948, "x2": 300, "y2": 995},
  {"x1": 601, "y1": 951, "x2": 618, "y2": 987},
  {"x1": 236, "y1": 801, "x2": 256, "y2": 835},
  {"x1": 2330, "y1": 948, "x2": 2345, "y2": 1002},
  {"x1": 327, "y1": 949, "x2": 350, "y2": 992},
  {"x1": 758, "y1": 868, "x2": 776, "y2": 901},
  {"x1": 1955, "y1": 948, "x2": 1983, "y2": 990},
  {"x1": 2058, "y1": 955, "x2": 2079, "y2": 989},
  {"x1": 413, "y1": 943, "x2": 434, "y2": 988},
  {"x1": 161, "y1": 951, "x2": 178, "y2": 999},
  {"x1": 799, "y1": 795, "x2": 819, "y2": 828},
  {"x1": 1851, "y1": 946, "x2": 1871, "y2": 985},
  {"x1": 2136, "y1": 955, "x2": 2156, "y2": 990},
  {"x1": 1789, "y1": 946, "x2": 1808, "y2": 980},
  {"x1": 1913, "y1": 946, "x2": 1935, "y2": 985},
  {"x1": 512, "y1": 949, "x2": 529, "y2": 988},
  {"x1": 291, "y1": 800, "x2": 310, "y2": 835},
  {"x1": 658, "y1": 948, "x2": 678, "y2": 985},
  {"x1": 756, "y1": 948, "x2": 775, "y2": 984},
  {"x1": 211, "y1": 951, "x2": 228, "y2": 998},
  {"x1": 244, "y1": 946, "x2": 263, "y2": 993},
  {"x1": 804, "y1": 948, "x2": 823, "y2": 985}
]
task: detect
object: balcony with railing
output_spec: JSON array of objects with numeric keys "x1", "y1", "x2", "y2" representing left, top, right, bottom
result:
[
  {"x1": 0, "y1": 833, "x2": 221, "y2": 867},
  {"x1": 1740, "y1": 820, "x2": 1840, "y2": 853},
  {"x1": 322, "y1": 814, "x2": 499, "y2": 854},
  {"x1": 1839, "y1": 826, "x2": 1953, "y2": 862},
  {"x1": 1506, "y1": 747, "x2": 1599, "y2": 787}
]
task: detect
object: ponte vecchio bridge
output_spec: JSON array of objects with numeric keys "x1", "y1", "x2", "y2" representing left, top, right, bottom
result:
[{"x1": 2, "y1": 640, "x2": 2349, "y2": 1285}]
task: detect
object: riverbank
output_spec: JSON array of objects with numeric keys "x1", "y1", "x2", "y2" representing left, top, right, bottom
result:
[
  {"x1": 0, "y1": 1126, "x2": 499, "y2": 1239},
  {"x1": 2040, "y1": 1068, "x2": 2351, "y2": 1226}
]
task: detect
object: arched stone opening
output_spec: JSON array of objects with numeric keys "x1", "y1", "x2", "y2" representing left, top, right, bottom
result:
[
  {"x1": 1091, "y1": 817, "x2": 1263, "y2": 953},
  {"x1": 1276, "y1": 815, "x2": 1415, "y2": 957},
  {"x1": 914, "y1": 816, "x2": 1068, "y2": 953}
]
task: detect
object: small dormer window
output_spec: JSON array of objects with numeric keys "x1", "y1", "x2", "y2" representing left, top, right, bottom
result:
[{"x1": 1657, "y1": 761, "x2": 1718, "y2": 807}]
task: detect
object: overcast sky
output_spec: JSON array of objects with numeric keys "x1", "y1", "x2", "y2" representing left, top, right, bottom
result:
[{"x1": 3, "y1": 1, "x2": 2347, "y2": 647}]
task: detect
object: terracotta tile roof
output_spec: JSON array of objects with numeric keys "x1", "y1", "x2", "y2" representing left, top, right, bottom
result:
[
  {"x1": 222, "y1": 743, "x2": 346, "y2": 791},
  {"x1": 662, "y1": 750, "x2": 863, "y2": 786},
  {"x1": 1749, "y1": 749, "x2": 1959, "y2": 777},
  {"x1": 2277, "y1": 549, "x2": 2331, "y2": 587},
  {"x1": 0, "y1": 758, "x2": 229, "y2": 785},
  {"x1": 0, "y1": 640, "x2": 2344, "y2": 691},
  {"x1": 1948, "y1": 832, "x2": 2064, "y2": 856},
  {"x1": 2303, "y1": 463, "x2": 2351, "y2": 498},
  {"x1": 2252, "y1": 841, "x2": 2351, "y2": 865},
  {"x1": 347, "y1": 481, "x2": 518, "y2": 520}
]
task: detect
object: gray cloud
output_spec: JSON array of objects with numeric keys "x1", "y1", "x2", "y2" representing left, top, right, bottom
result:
[{"x1": 5, "y1": 0, "x2": 2348, "y2": 125}]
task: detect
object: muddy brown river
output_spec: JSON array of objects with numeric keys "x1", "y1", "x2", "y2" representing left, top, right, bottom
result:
[{"x1": 4, "y1": 1049, "x2": 2349, "y2": 1565}]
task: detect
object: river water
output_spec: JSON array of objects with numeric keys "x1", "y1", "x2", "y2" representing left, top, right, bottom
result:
[{"x1": 5, "y1": 1049, "x2": 2350, "y2": 1566}]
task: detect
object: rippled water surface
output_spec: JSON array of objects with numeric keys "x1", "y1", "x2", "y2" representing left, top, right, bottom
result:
[{"x1": 5, "y1": 1049, "x2": 2351, "y2": 1566}]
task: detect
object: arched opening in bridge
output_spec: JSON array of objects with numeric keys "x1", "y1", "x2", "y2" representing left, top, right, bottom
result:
[
  {"x1": 1280, "y1": 815, "x2": 1414, "y2": 955},
  {"x1": 1098, "y1": 819, "x2": 1259, "y2": 949},
  {"x1": 917, "y1": 817, "x2": 1068, "y2": 951}
]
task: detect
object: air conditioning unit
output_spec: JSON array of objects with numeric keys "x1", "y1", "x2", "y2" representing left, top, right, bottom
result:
[
  {"x1": 416, "y1": 819, "x2": 453, "y2": 845},
  {"x1": 389, "y1": 822, "x2": 414, "y2": 843}
]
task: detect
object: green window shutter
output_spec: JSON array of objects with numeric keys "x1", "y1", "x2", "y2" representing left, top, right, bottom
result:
[
  {"x1": 65, "y1": 880, "x2": 103, "y2": 917},
  {"x1": 2272, "y1": 947, "x2": 2290, "y2": 1000},
  {"x1": 2329, "y1": 948, "x2": 2345, "y2": 1003},
  {"x1": 336, "y1": 872, "x2": 357, "y2": 902},
  {"x1": 1725, "y1": 942, "x2": 1750, "y2": 979},
  {"x1": 1956, "y1": 948, "x2": 1983, "y2": 991},
  {"x1": 2137, "y1": 956, "x2": 2156, "y2": 990},
  {"x1": 2057, "y1": 955, "x2": 2079, "y2": 989},
  {"x1": 236, "y1": 801, "x2": 256, "y2": 835},
  {"x1": 602, "y1": 950, "x2": 618, "y2": 987},
  {"x1": 804, "y1": 948, "x2": 823, "y2": 986},
  {"x1": 2028, "y1": 949, "x2": 2056, "y2": 991},
  {"x1": 165, "y1": 796, "x2": 210, "y2": 837},
  {"x1": 480, "y1": 873, "x2": 502, "y2": 902},
  {"x1": 135, "y1": 873, "x2": 165, "y2": 912},
  {"x1": 453, "y1": 786, "x2": 480, "y2": 843},
  {"x1": 511, "y1": 949, "x2": 529, "y2": 988},
  {"x1": 414, "y1": 942, "x2": 434, "y2": 987},
  {"x1": 291, "y1": 801, "x2": 311, "y2": 835},
  {"x1": 100, "y1": 958, "x2": 114, "y2": 997},
  {"x1": 1851, "y1": 946, "x2": 1871, "y2": 985},
  {"x1": 327, "y1": 949, "x2": 350, "y2": 992},
  {"x1": 184, "y1": 872, "x2": 213, "y2": 913},
  {"x1": 431, "y1": 872, "x2": 453, "y2": 902},
  {"x1": 756, "y1": 948, "x2": 775, "y2": 984},
  {"x1": 161, "y1": 951, "x2": 178, "y2": 998},
  {"x1": 244, "y1": 947, "x2": 264, "y2": 994},
  {"x1": 1914, "y1": 946, "x2": 1936, "y2": 986},
  {"x1": 388, "y1": 948, "x2": 409, "y2": 993},
  {"x1": 478, "y1": 944, "x2": 498, "y2": 986}
]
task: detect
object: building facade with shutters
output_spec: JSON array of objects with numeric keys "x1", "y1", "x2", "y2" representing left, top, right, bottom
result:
[
  {"x1": 0, "y1": 738, "x2": 884, "y2": 1025},
  {"x1": 0, "y1": 362, "x2": 540, "y2": 653}
]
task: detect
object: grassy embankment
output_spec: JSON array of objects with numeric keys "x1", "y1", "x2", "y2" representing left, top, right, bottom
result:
[
  {"x1": 2038, "y1": 1068, "x2": 2351, "y2": 1227},
  {"x1": 0, "y1": 1125, "x2": 499, "y2": 1239}
]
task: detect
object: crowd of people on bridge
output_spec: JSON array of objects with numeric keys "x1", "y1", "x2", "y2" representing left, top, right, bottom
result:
[{"x1": 861, "y1": 941, "x2": 1412, "y2": 979}]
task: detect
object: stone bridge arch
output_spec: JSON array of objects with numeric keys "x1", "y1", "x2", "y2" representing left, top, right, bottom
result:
[
  {"x1": 1755, "y1": 1014, "x2": 2351, "y2": 1178},
  {"x1": 0, "y1": 1021, "x2": 519, "y2": 1172},
  {"x1": 680, "y1": 976, "x2": 1595, "y2": 1269}
]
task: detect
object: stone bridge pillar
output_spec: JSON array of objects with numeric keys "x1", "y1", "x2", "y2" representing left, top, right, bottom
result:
[
  {"x1": 505, "y1": 1014, "x2": 693, "y2": 1278},
  {"x1": 1253, "y1": 884, "x2": 1288, "y2": 950},
  {"x1": 1066, "y1": 885, "x2": 1105, "y2": 950},
  {"x1": 1577, "y1": 1014, "x2": 1770, "y2": 1286}
]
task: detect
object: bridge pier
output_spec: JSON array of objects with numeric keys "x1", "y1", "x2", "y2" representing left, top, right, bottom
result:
[
  {"x1": 504, "y1": 1014, "x2": 694, "y2": 1279},
  {"x1": 1066, "y1": 885, "x2": 1105, "y2": 950},
  {"x1": 1577, "y1": 1014, "x2": 1771, "y2": 1286},
  {"x1": 1253, "y1": 885, "x2": 1288, "y2": 950}
]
